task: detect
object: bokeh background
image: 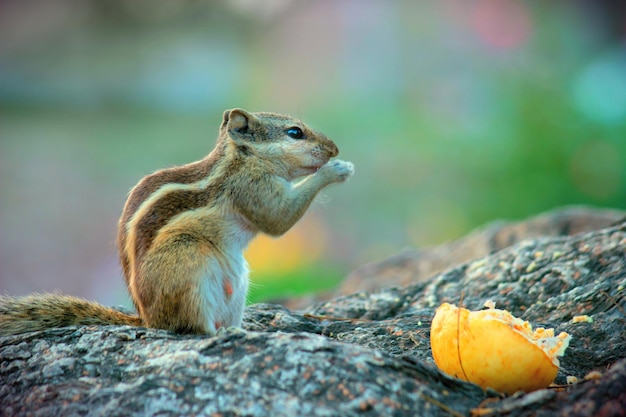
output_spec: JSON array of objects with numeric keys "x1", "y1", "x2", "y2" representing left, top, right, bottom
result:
[{"x1": 1, "y1": 0, "x2": 625, "y2": 307}]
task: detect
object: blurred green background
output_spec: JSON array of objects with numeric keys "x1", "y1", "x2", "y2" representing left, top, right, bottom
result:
[{"x1": 1, "y1": 0, "x2": 625, "y2": 307}]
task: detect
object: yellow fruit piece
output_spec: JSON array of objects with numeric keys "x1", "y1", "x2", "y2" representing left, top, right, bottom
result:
[
  {"x1": 572, "y1": 315, "x2": 593, "y2": 323},
  {"x1": 430, "y1": 302, "x2": 571, "y2": 394}
]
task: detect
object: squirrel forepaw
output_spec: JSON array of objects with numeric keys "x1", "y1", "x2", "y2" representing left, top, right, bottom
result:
[{"x1": 321, "y1": 159, "x2": 354, "y2": 183}]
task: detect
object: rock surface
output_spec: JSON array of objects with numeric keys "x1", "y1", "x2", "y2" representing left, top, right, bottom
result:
[
  {"x1": 340, "y1": 205, "x2": 625, "y2": 296},
  {"x1": 1, "y1": 208, "x2": 625, "y2": 417}
]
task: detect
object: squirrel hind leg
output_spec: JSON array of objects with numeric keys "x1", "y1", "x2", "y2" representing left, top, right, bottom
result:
[{"x1": 136, "y1": 234, "x2": 217, "y2": 335}]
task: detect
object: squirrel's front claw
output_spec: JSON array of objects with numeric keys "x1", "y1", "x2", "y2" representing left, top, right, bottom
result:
[{"x1": 322, "y1": 159, "x2": 354, "y2": 182}]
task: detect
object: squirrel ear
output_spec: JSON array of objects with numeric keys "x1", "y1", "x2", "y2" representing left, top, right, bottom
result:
[{"x1": 222, "y1": 108, "x2": 254, "y2": 135}]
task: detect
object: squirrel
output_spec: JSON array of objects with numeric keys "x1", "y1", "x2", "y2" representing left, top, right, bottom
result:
[{"x1": 0, "y1": 108, "x2": 354, "y2": 336}]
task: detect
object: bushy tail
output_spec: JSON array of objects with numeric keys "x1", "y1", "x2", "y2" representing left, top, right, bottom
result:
[{"x1": 0, "y1": 293, "x2": 142, "y2": 336}]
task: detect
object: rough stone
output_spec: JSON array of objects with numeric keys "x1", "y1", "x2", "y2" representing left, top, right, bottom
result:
[
  {"x1": 338, "y1": 205, "x2": 625, "y2": 297},
  {"x1": 1, "y1": 209, "x2": 625, "y2": 416}
]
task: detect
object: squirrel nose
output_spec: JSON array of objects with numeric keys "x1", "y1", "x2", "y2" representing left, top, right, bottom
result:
[{"x1": 327, "y1": 142, "x2": 339, "y2": 158}]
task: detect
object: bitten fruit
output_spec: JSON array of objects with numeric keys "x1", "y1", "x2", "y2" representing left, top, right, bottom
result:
[{"x1": 430, "y1": 302, "x2": 571, "y2": 394}]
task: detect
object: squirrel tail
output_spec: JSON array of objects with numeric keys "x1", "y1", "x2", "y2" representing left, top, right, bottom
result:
[{"x1": 0, "y1": 293, "x2": 142, "y2": 336}]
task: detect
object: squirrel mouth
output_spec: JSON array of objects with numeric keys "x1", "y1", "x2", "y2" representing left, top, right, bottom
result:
[
  {"x1": 304, "y1": 164, "x2": 324, "y2": 173},
  {"x1": 300, "y1": 157, "x2": 330, "y2": 175}
]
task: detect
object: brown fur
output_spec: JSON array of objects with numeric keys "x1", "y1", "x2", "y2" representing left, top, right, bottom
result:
[
  {"x1": 0, "y1": 108, "x2": 353, "y2": 336},
  {"x1": 0, "y1": 294, "x2": 142, "y2": 335}
]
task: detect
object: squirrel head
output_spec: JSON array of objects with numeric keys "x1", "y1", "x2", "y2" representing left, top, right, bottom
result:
[{"x1": 220, "y1": 108, "x2": 339, "y2": 179}]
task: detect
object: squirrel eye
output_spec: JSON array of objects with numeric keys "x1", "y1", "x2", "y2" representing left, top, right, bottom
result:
[{"x1": 286, "y1": 127, "x2": 304, "y2": 139}]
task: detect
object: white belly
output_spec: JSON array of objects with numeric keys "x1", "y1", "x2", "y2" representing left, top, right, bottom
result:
[{"x1": 198, "y1": 221, "x2": 254, "y2": 334}]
